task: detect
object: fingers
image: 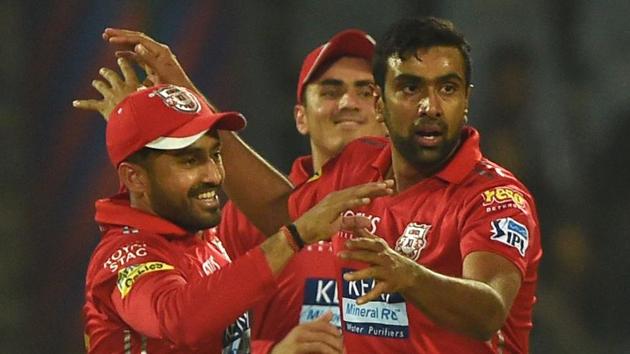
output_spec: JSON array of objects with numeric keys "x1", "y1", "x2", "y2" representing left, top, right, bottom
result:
[
  {"x1": 72, "y1": 99, "x2": 102, "y2": 112},
  {"x1": 106, "y1": 26, "x2": 159, "y2": 55},
  {"x1": 98, "y1": 67, "x2": 124, "y2": 91},
  {"x1": 339, "y1": 249, "x2": 385, "y2": 266},
  {"x1": 116, "y1": 57, "x2": 139, "y2": 86},
  {"x1": 356, "y1": 281, "x2": 390, "y2": 305},
  {"x1": 339, "y1": 215, "x2": 371, "y2": 231},
  {"x1": 91, "y1": 79, "x2": 113, "y2": 99}
]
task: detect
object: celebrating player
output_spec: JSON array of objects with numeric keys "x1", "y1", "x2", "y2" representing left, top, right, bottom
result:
[
  {"x1": 80, "y1": 84, "x2": 393, "y2": 353},
  {"x1": 75, "y1": 28, "x2": 388, "y2": 353}
]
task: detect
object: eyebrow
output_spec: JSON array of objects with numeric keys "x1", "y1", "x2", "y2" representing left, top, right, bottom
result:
[
  {"x1": 318, "y1": 78, "x2": 375, "y2": 87},
  {"x1": 394, "y1": 73, "x2": 464, "y2": 84}
]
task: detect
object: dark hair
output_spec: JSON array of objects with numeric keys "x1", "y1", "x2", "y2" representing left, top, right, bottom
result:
[
  {"x1": 124, "y1": 147, "x2": 159, "y2": 168},
  {"x1": 373, "y1": 17, "x2": 472, "y2": 90}
]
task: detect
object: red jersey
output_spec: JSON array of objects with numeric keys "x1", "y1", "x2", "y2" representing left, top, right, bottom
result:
[
  {"x1": 288, "y1": 128, "x2": 542, "y2": 354},
  {"x1": 219, "y1": 155, "x2": 341, "y2": 354},
  {"x1": 84, "y1": 193, "x2": 277, "y2": 353}
]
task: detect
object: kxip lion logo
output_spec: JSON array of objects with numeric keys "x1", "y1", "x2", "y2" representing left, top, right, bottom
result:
[
  {"x1": 395, "y1": 223, "x2": 431, "y2": 261},
  {"x1": 150, "y1": 85, "x2": 201, "y2": 113}
]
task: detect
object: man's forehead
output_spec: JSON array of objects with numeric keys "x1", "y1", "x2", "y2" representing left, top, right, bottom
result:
[
  {"x1": 386, "y1": 46, "x2": 465, "y2": 79},
  {"x1": 311, "y1": 56, "x2": 373, "y2": 83}
]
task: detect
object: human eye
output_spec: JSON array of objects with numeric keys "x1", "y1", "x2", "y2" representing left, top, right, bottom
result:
[
  {"x1": 440, "y1": 82, "x2": 458, "y2": 95},
  {"x1": 401, "y1": 83, "x2": 420, "y2": 95},
  {"x1": 320, "y1": 87, "x2": 343, "y2": 99},
  {"x1": 357, "y1": 86, "x2": 374, "y2": 99},
  {"x1": 211, "y1": 150, "x2": 222, "y2": 162}
]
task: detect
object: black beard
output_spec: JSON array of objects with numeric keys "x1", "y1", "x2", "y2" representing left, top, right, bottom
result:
[{"x1": 149, "y1": 179, "x2": 222, "y2": 233}]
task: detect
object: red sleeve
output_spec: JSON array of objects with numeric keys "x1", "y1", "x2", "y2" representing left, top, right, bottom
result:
[
  {"x1": 219, "y1": 200, "x2": 267, "y2": 259},
  {"x1": 111, "y1": 247, "x2": 276, "y2": 348},
  {"x1": 459, "y1": 183, "x2": 540, "y2": 277},
  {"x1": 251, "y1": 339, "x2": 276, "y2": 354}
]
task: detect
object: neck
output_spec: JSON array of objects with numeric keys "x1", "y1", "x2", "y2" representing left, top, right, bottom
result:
[
  {"x1": 309, "y1": 142, "x2": 334, "y2": 174},
  {"x1": 389, "y1": 149, "x2": 431, "y2": 192}
]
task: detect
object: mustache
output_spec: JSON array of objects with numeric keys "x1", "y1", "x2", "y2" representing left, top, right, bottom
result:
[
  {"x1": 188, "y1": 183, "x2": 221, "y2": 198},
  {"x1": 412, "y1": 117, "x2": 446, "y2": 128}
]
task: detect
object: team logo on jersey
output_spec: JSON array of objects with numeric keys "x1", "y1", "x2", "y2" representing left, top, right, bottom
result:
[
  {"x1": 490, "y1": 217, "x2": 529, "y2": 256},
  {"x1": 117, "y1": 262, "x2": 174, "y2": 298},
  {"x1": 481, "y1": 186, "x2": 527, "y2": 212},
  {"x1": 395, "y1": 223, "x2": 431, "y2": 261},
  {"x1": 149, "y1": 85, "x2": 201, "y2": 113}
]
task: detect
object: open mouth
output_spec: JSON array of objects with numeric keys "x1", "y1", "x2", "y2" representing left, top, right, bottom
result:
[
  {"x1": 195, "y1": 190, "x2": 219, "y2": 209},
  {"x1": 414, "y1": 125, "x2": 444, "y2": 147}
]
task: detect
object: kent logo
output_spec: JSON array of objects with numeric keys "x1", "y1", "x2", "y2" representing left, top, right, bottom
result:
[
  {"x1": 301, "y1": 278, "x2": 340, "y2": 327},
  {"x1": 490, "y1": 217, "x2": 529, "y2": 256},
  {"x1": 340, "y1": 269, "x2": 409, "y2": 339}
]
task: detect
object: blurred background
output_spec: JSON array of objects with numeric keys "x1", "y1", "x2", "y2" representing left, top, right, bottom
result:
[{"x1": 3, "y1": 0, "x2": 629, "y2": 352}]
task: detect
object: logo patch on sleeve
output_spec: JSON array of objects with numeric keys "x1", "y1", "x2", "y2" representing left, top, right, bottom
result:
[
  {"x1": 117, "y1": 262, "x2": 174, "y2": 298},
  {"x1": 490, "y1": 217, "x2": 529, "y2": 256},
  {"x1": 481, "y1": 186, "x2": 527, "y2": 212}
]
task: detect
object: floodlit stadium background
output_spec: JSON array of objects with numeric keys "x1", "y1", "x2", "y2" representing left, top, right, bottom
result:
[{"x1": 3, "y1": 1, "x2": 629, "y2": 353}]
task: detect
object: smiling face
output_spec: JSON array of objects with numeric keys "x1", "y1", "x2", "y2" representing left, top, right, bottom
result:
[
  {"x1": 295, "y1": 56, "x2": 386, "y2": 169},
  {"x1": 383, "y1": 46, "x2": 470, "y2": 171},
  {"x1": 138, "y1": 132, "x2": 224, "y2": 232}
]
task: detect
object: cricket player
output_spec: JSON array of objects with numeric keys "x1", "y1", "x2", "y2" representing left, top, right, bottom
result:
[
  {"x1": 80, "y1": 84, "x2": 393, "y2": 353},
  {"x1": 75, "y1": 27, "x2": 387, "y2": 353}
]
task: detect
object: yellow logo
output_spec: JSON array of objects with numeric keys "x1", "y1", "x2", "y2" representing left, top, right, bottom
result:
[
  {"x1": 481, "y1": 187, "x2": 526, "y2": 209},
  {"x1": 117, "y1": 262, "x2": 174, "y2": 298}
]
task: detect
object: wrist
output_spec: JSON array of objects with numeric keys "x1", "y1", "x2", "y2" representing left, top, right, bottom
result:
[{"x1": 279, "y1": 225, "x2": 302, "y2": 252}]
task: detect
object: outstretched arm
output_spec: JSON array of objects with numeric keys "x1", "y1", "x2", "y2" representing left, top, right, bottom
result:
[{"x1": 339, "y1": 228, "x2": 521, "y2": 340}]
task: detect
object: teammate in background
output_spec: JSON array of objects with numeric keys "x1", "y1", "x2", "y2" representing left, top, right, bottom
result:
[
  {"x1": 218, "y1": 29, "x2": 387, "y2": 353},
  {"x1": 80, "y1": 84, "x2": 393, "y2": 353},
  {"x1": 75, "y1": 28, "x2": 387, "y2": 353}
]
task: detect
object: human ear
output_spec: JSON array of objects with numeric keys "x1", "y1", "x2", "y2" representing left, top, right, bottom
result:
[
  {"x1": 294, "y1": 104, "x2": 309, "y2": 136},
  {"x1": 117, "y1": 162, "x2": 149, "y2": 193}
]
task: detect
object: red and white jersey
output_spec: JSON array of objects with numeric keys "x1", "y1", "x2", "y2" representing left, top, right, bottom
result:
[
  {"x1": 219, "y1": 155, "x2": 342, "y2": 354},
  {"x1": 84, "y1": 193, "x2": 276, "y2": 353},
  {"x1": 288, "y1": 127, "x2": 542, "y2": 354}
]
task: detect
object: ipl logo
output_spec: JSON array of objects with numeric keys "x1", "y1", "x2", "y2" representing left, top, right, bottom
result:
[
  {"x1": 395, "y1": 223, "x2": 431, "y2": 261},
  {"x1": 150, "y1": 85, "x2": 201, "y2": 113}
]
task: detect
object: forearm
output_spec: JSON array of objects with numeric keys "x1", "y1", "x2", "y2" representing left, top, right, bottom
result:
[
  {"x1": 116, "y1": 249, "x2": 275, "y2": 346},
  {"x1": 402, "y1": 264, "x2": 508, "y2": 340},
  {"x1": 219, "y1": 130, "x2": 294, "y2": 235}
]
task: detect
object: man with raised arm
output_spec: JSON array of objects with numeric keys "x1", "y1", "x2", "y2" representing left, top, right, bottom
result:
[{"x1": 80, "y1": 84, "x2": 392, "y2": 353}]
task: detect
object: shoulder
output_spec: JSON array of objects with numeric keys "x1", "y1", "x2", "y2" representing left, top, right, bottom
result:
[{"x1": 88, "y1": 228, "x2": 173, "y2": 277}]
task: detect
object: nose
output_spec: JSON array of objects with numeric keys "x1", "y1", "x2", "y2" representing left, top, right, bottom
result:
[
  {"x1": 417, "y1": 90, "x2": 442, "y2": 118},
  {"x1": 338, "y1": 91, "x2": 360, "y2": 110},
  {"x1": 201, "y1": 158, "x2": 223, "y2": 186}
]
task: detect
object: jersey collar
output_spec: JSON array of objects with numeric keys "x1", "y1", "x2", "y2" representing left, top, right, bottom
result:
[
  {"x1": 371, "y1": 126, "x2": 482, "y2": 184},
  {"x1": 289, "y1": 155, "x2": 314, "y2": 186},
  {"x1": 95, "y1": 193, "x2": 190, "y2": 237},
  {"x1": 435, "y1": 126, "x2": 482, "y2": 184}
]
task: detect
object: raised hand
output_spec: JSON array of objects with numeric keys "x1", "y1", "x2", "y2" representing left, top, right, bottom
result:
[
  {"x1": 293, "y1": 180, "x2": 394, "y2": 245},
  {"x1": 103, "y1": 28, "x2": 198, "y2": 94},
  {"x1": 72, "y1": 57, "x2": 140, "y2": 120},
  {"x1": 339, "y1": 228, "x2": 419, "y2": 305},
  {"x1": 270, "y1": 312, "x2": 342, "y2": 354}
]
